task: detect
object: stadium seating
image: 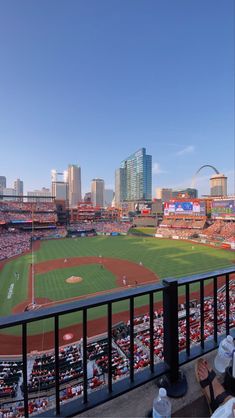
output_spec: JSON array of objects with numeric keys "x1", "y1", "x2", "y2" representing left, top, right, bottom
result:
[
  {"x1": 0, "y1": 201, "x2": 57, "y2": 224},
  {"x1": 69, "y1": 221, "x2": 132, "y2": 234},
  {"x1": 0, "y1": 281, "x2": 234, "y2": 416},
  {"x1": 0, "y1": 227, "x2": 67, "y2": 261},
  {"x1": 0, "y1": 361, "x2": 22, "y2": 400}
]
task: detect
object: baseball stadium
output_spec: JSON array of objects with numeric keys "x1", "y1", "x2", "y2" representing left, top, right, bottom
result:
[{"x1": 0, "y1": 198, "x2": 234, "y2": 416}]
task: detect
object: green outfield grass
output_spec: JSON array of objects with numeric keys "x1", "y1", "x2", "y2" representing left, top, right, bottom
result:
[
  {"x1": 0, "y1": 236, "x2": 234, "y2": 335},
  {"x1": 36, "y1": 264, "x2": 117, "y2": 300}
]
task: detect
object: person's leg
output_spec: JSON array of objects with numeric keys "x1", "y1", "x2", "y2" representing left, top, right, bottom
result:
[{"x1": 195, "y1": 358, "x2": 232, "y2": 413}]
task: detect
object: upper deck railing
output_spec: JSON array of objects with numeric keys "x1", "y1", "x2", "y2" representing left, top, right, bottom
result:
[{"x1": 0, "y1": 266, "x2": 234, "y2": 417}]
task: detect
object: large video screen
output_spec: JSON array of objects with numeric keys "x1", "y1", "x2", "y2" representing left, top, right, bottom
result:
[
  {"x1": 164, "y1": 200, "x2": 206, "y2": 216},
  {"x1": 211, "y1": 200, "x2": 235, "y2": 219}
]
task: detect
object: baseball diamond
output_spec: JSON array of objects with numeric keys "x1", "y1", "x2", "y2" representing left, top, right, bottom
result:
[{"x1": 0, "y1": 235, "x2": 234, "y2": 354}]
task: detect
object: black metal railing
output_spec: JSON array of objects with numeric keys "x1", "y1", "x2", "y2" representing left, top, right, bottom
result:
[{"x1": 0, "y1": 266, "x2": 234, "y2": 417}]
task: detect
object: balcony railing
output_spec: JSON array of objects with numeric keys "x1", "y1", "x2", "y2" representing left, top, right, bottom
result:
[{"x1": 0, "y1": 266, "x2": 234, "y2": 417}]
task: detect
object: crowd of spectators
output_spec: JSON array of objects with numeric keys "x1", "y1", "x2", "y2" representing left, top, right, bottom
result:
[
  {"x1": 0, "y1": 398, "x2": 48, "y2": 417},
  {"x1": 0, "y1": 201, "x2": 57, "y2": 224},
  {"x1": 69, "y1": 221, "x2": 132, "y2": 234},
  {"x1": 94, "y1": 221, "x2": 132, "y2": 234},
  {"x1": 0, "y1": 230, "x2": 31, "y2": 260},
  {"x1": 87, "y1": 338, "x2": 130, "y2": 380},
  {"x1": 159, "y1": 217, "x2": 206, "y2": 230},
  {"x1": 155, "y1": 226, "x2": 196, "y2": 239},
  {"x1": 0, "y1": 212, "x2": 57, "y2": 223},
  {"x1": 0, "y1": 227, "x2": 67, "y2": 261},
  {"x1": 0, "y1": 202, "x2": 56, "y2": 212},
  {"x1": 0, "y1": 361, "x2": 22, "y2": 400},
  {"x1": 0, "y1": 281, "x2": 234, "y2": 417},
  {"x1": 27, "y1": 344, "x2": 83, "y2": 393},
  {"x1": 202, "y1": 220, "x2": 235, "y2": 241},
  {"x1": 158, "y1": 217, "x2": 234, "y2": 242}
]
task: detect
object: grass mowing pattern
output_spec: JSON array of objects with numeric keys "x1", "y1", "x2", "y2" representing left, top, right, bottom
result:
[
  {"x1": 36, "y1": 264, "x2": 117, "y2": 300},
  {"x1": 0, "y1": 236, "x2": 234, "y2": 335},
  {"x1": 33, "y1": 236, "x2": 235, "y2": 279},
  {"x1": 0, "y1": 253, "x2": 32, "y2": 317}
]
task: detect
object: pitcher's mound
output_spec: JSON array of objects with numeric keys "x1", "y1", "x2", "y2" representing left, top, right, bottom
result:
[{"x1": 66, "y1": 276, "x2": 83, "y2": 284}]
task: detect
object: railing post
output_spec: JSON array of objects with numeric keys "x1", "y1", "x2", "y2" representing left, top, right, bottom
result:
[
  {"x1": 157, "y1": 279, "x2": 187, "y2": 397},
  {"x1": 163, "y1": 280, "x2": 179, "y2": 381},
  {"x1": 54, "y1": 315, "x2": 60, "y2": 416},
  {"x1": 22, "y1": 323, "x2": 29, "y2": 418}
]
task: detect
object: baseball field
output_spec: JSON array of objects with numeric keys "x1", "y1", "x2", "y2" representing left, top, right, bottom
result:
[{"x1": 0, "y1": 235, "x2": 234, "y2": 350}]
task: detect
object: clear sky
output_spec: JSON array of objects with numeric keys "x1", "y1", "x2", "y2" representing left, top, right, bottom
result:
[{"x1": 0, "y1": 0, "x2": 234, "y2": 197}]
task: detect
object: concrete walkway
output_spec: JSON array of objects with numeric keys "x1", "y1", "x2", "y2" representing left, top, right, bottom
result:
[{"x1": 76, "y1": 352, "x2": 220, "y2": 417}]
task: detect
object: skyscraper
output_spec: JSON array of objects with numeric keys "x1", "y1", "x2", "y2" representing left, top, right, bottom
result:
[
  {"x1": 51, "y1": 170, "x2": 68, "y2": 201},
  {"x1": 115, "y1": 168, "x2": 125, "y2": 207},
  {"x1": 91, "y1": 179, "x2": 104, "y2": 207},
  {"x1": 104, "y1": 189, "x2": 114, "y2": 206},
  {"x1": 14, "y1": 178, "x2": 24, "y2": 197},
  {"x1": 67, "y1": 165, "x2": 82, "y2": 207},
  {"x1": 116, "y1": 148, "x2": 152, "y2": 203},
  {"x1": 0, "y1": 176, "x2": 6, "y2": 191}
]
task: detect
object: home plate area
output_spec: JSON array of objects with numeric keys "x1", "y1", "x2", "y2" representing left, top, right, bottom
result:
[{"x1": 66, "y1": 276, "x2": 83, "y2": 284}]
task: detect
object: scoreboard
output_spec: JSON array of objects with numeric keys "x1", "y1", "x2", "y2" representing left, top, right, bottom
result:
[
  {"x1": 164, "y1": 200, "x2": 206, "y2": 216},
  {"x1": 211, "y1": 199, "x2": 235, "y2": 220}
]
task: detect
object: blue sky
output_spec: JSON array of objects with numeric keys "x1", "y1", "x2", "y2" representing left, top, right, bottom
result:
[{"x1": 0, "y1": 0, "x2": 234, "y2": 197}]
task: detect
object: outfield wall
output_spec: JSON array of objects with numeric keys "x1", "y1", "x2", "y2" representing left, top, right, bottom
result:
[{"x1": 154, "y1": 233, "x2": 235, "y2": 250}]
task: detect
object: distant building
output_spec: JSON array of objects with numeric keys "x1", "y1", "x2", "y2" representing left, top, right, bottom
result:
[
  {"x1": 84, "y1": 192, "x2": 92, "y2": 203},
  {"x1": 52, "y1": 182, "x2": 68, "y2": 201},
  {"x1": 67, "y1": 164, "x2": 82, "y2": 207},
  {"x1": 115, "y1": 168, "x2": 126, "y2": 207},
  {"x1": 14, "y1": 178, "x2": 23, "y2": 198},
  {"x1": 156, "y1": 188, "x2": 172, "y2": 202},
  {"x1": 0, "y1": 176, "x2": 6, "y2": 191},
  {"x1": 51, "y1": 169, "x2": 68, "y2": 201},
  {"x1": 172, "y1": 188, "x2": 198, "y2": 199},
  {"x1": 91, "y1": 179, "x2": 104, "y2": 207},
  {"x1": 210, "y1": 174, "x2": 227, "y2": 197},
  {"x1": 152, "y1": 199, "x2": 163, "y2": 214},
  {"x1": 2, "y1": 188, "x2": 17, "y2": 201},
  {"x1": 104, "y1": 189, "x2": 114, "y2": 207},
  {"x1": 115, "y1": 148, "x2": 152, "y2": 205},
  {"x1": 27, "y1": 188, "x2": 52, "y2": 202}
]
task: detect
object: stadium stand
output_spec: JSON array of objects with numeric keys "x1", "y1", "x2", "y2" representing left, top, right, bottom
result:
[
  {"x1": 203, "y1": 220, "x2": 235, "y2": 240},
  {"x1": 68, "y1": 221, "x2": 132, "y2": 235},
  {"x1": 0, "y1": 227, "x2": 67, "y2": 261},
  {"x1": 156, "y1": 216, "x2": 234, "y2": 243},
  {"x1": 0, "y1": 361, "x2": 22, "y2": 400},
  {"x1": 0, "y1": 281, "x2": 234, "y2": 416},
  {"x1": 0, "y1": 201, "x2": 57, "y2": 223}
]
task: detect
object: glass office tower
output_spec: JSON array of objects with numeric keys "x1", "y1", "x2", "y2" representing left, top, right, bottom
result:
[{"x1": 119, "y1": 148, "x2": 152, "y2": 201}]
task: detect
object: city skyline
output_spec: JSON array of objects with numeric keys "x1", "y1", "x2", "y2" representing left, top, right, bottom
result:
[
  {"x1": 0, "y1": 157, "x2": 234, "y2": 200},
  {"x1": 0, "y1": 1, "x2": 234, "y2": 196}
]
